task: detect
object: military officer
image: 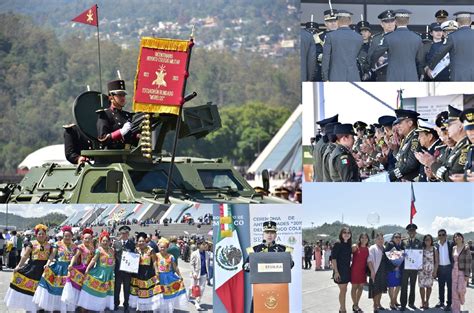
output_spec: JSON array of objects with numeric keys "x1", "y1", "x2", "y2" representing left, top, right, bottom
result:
[
  {"x1": 243, "y1": 221, "x2": 294, "y2": 271},
  {"x1": 321, "y1": 122, "x2": 340, "y2": 182},
  {"x1": 460, "y1": 108, "x2": 474, "y2": 181},
  {"x1": 353, "y1": 121, "x2": 367, "y2": 153},
  {"x1": 356, "y1": 20, "x2": 372, "y2": 80},
  {"x1": 315, "y1": 9, "x2": 339, "y2": 81},
  {"x1": 400, "y1": 223, "x2": 423, "y2": 311},
  {"x1": 414, "y1": 126, "x2": 442, "y2": 181},
  {"x1": 63, "y1": 123, "x2": 93, "y2": 164},
  {"x1": 424, "y1": 23, "x2": 450, "y2": 81},
  {"x1": 312, "y1": 114, "x2": 339, "y2": 182},
  {"x1": 97, "y1": 79, "x2": 137, "y2": 149},
  {"x1": 301, "y1": 27, "x2": 317, "y2": 82},
  {"x1": 113, "y1": 225, "x2": 136, "y2": 312},
  {"x1": 371, "y1": 9, "x2": 424, "y2": 81},
  {"x1": 426, "y1": 12, "x2": 474, "y2": 81},
  {"x1": 378, "y1": 115, "x2": 397, "y2": 171},
  {"x1": 388, "y1": 109, "x2": 424, "y2": 182},
  {"x1": 321, "y1": 10, "x2": 363, "y2": 81},
  {"x1": 435, "y1": 9, "x2": 449, "y2": 24},
  {"x1": 428, "y1": 105, "x2": 470, "y2": 182},
  {"x1": 367, "y1": 10, "x2": 396, "y2": 82},
  {"x1": 329, "y1": 123, "x2": 361, "y2": 182}
]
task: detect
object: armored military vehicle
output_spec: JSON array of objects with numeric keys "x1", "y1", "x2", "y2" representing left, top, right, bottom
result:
[{"x1": 0, "y1": 91, "x2": 291, "y2": 204}]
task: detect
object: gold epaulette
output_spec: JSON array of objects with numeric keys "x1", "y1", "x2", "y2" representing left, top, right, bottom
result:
[
  {"x1": 285, "y1": 246, "x2": 294, "y2": 253},
  {"x1": 246, "y1": 247, "x2": 254, "y2": 254}
]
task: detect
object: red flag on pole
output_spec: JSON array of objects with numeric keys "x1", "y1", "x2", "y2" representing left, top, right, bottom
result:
[
  {"x1": 410, "y1": 183, "x2": 417, "y2": 223},
  {"x1": 72, "y1": 4, "x2": 98, "y2": 27}
]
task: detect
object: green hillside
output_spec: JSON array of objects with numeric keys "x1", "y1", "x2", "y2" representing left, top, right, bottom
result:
[{"x1": 0, "y1": 211, "x2": 68, "y2": 230}]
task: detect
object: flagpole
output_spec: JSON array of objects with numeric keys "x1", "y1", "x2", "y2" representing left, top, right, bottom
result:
[{"x1": 96, "y1": 4, "x2": 103, "y2": 107}]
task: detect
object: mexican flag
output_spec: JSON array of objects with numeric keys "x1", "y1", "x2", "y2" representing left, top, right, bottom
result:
[{"x1": 215, "y1": 204, "x2": 244, "y2": 313}]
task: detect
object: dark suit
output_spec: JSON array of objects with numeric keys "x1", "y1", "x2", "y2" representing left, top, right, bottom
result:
[
  {"x1": 434, "y1": 240, "x2": 454, "y2": 306},
  {"x1": 113, "y1": 238, "x2": 136, "y2": 309},
  {"x1": 372, "y1": 27, "x2": 424, "y2": 81},
  {"x1": 322, "y1": 26, "x2": 363, "y2": 81},
  {"x1": 301, "y1": 29, "x2": 317, "y2": 82},
  {"x1": 429, "y1": 26, "x2": 474, "y2": 81},
  {"x1": 401, "y1": 237, "x2": 422, "y2": 308}
]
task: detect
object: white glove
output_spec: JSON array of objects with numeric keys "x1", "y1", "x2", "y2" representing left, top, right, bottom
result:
[{"x1": 120, "y1": 122, "x2": 132, "y2": 137}]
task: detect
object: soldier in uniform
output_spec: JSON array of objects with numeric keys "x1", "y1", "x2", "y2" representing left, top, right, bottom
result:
[
  {"x1": 388, "y1": 109, "x2": 424, "y2": 182},
  {"x1": 378, "y1": 115, "x2": 397, "y2": 171},
  {"x1": 352, "y1": 121, "x2": 367, "y2": 153},
  {"x1": 430, "y1": 105, "x2": 470, "y2": 181},
  {"x1": 426, "y1": 12, "x2": 474, "y2": 81},
  {"x1": 321, "y1": 10, "x2": 363, "y2": 81},
  {"x1": 312, "y1": 114, "x2": 339, "y2": 182},
  {"x1": 367, "y1": 10, "x2": 396, "y2": 82},
  {"x1": 243, "y1": 221, "x2": 294, "y2": 270},
  {"x1": 414, "y1": 126, "x2": 442, "y2": 181},
  {"x1": 301, "y1": 27, "x2": 317, "y2": 82},
  {"x1": 315, "y1": 9, "x2": 339, "y2": 81},
  {"x1": 356, "y1": 20, "x2": 372, "y2": 80},
  {"x1": 435, "y1": 10, "x2": 449, "y2": 24},
  {"x1": 371, "y1": 9, "x2": 424, "y2": 81},
  {"x1": 424, "y1": 22, "x2": 450, "y2": 81},
  {"x1": 460, "y1": 108, "x2": 474, "y2": 181},
  {"x1": 329, "y1": 123, "x2": 361, "y2": 182},
  {"x1": 400, "y1": 223, "x2": 423, "y2": 311},
  {"x1": 63, "y1": 123, "x2": 93, "y2": 164},
  {"x1": 321, "y1": 122, "x2": 340, "y2": 182},
  {"x1": 97, "y1": 79, "x2": 137, "y2": 149},
  {"x1": 113, "y1": 225, "x2": 136, "y2": 312}
]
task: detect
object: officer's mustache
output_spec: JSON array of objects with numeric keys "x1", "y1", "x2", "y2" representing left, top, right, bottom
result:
[{"x1": 262, "y1": 239, "x2": 276, "y2": 246}]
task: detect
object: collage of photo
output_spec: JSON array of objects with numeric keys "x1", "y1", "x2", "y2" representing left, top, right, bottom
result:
[{"x1": 0, "y1": 0, "x2": 473, "y2": 313}]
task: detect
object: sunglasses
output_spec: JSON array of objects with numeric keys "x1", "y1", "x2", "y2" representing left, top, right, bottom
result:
[{"x1": 438, "y1": 233, "x2": 446, "y2": 237}]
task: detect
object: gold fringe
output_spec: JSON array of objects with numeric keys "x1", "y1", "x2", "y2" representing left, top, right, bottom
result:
[
  {"x1": 220, "y1": 216, "x2": 232, "y2": 224},
  {"x1": 133, "y1": 102, "x2": 180, "y2": 115},
  {"x1": 140, "y1": 37, "x2": 190, "y2": 52}
]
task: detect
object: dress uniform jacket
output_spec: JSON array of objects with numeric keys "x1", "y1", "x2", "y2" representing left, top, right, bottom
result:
[
  {"x1": 368, "y1": 32, "x2": 391, "y2": 81},
  {"x1": 372, "y1": 27, "x2": 424, "y2": 81},
  {"x1": 322, "y1": 142, "x2": 337, "y2": 182},
  {"x1": 97, "y1": 105, "x2": 135, "y2": 149},
  {"x1": 312, "y1": 138, "x2": 328, "y2": 182},
  {"x1": 418, "y1": 139, "x2": 443, "y2": 182},
  {"x1": 321, "y1": 27, "x2": 363, "y2": 81},
  {"x1": 329, "y1": 144, "x2": 361, "y2": 182},
  {"x1": 428, "y1": 27, "x2": 474, "y2": 81},
  {"x1": 301, "y1": 29, "x2": 317, "y2": 82},
  {"x1": 388, "y1": 129, "x2": 422, "y2": 181},
  {"x1": 243, "y1": 242, "x2": 294, "y2": 271},
  {"x1": 464, "y1": 144, "x2": 474, "y2": 175},
  {"x1": 431, "y1": 136, "x2": 470, "y2": 181},
  {"x1": 63, "y1": 124, "x2": 93, "y2": 164}
]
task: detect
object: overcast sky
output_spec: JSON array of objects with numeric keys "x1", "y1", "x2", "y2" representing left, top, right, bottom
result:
[{"x1": 302, "y1": 183, "x2": 474, "y2": 235}]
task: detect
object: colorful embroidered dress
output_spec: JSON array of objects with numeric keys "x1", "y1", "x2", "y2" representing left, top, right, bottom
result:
[
  {"x1": 77, "y1": 247, "x2": 115, "y2": 311},
  {"x1": 61, "y1": 243, "x2": 94, "y2": 307},
  {"x1": 130, "y1": 246, "x2": 162, "y2": 311},
  {"x1": 153, "y1": 253, "x2": 187, "y2": 312},
  {"x1": 33, "y1": 240, "x2": 76, "y2": 312},
  {"x1": 4, "y1": 240, "x2": 51, "y2": 312}
]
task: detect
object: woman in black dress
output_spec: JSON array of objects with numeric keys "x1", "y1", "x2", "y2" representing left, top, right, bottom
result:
[{"x1": 331, "y1": 227, "x2": 353, "y2": 313}]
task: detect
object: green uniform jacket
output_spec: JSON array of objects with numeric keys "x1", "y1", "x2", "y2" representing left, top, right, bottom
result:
[
  {"x1": 329, "y1": 144, "x2": 361, "y2": 182},
  {"x1": 388, "y1": 129, "x2": 422, "y2": 181},
  {"x1": 431, "y1": 136, "x2": 470, "y2": 182}
]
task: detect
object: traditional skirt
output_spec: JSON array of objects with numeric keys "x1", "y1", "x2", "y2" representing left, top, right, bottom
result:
[
  {"x1": 33, "y1": 261, "x2": 75, "y2": 312},
  {"x1": 154, "y1": 271, "x2": 187, "y2": 311},
  {"x1": 77, "y1": 265, "x2": 115, "y2": 311},
  {"x1": 129, "y1": 264, "x2": 162, "y2": 311},
  {"x1": 4, "y1": 259, "x2": 46, "y2": 312},
  {"x1": 61, "y1": 263, "x2": 87, "y2": 307}
]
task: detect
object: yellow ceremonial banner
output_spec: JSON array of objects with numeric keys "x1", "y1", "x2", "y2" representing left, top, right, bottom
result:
[
  {"x1": 133, "y1": 37, "x2": 193, "y2": 115},
  {"x1": 253, "y1": 283, "x2": 289, "y2": 313}
]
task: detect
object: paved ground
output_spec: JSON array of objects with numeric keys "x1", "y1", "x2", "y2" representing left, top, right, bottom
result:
[
  {"x1": 0, "y1": 261, "x2": 213, "y2": 313},
  {"x1": 303, "y1": 268, "x2": 474, "y2": 313}
]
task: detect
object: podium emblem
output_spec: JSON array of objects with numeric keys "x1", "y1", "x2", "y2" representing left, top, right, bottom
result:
[{"x1": 263, "y1": 290, "x2": 279, "y2": 310}]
